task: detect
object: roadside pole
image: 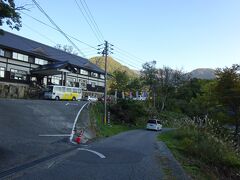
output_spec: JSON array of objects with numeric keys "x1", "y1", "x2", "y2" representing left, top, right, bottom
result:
[
  {"x1": 98, "y1": 41, "x2": 113, "y2": 125},
  {"x1": 104, "y1": 41, "x2": 108, "y2": 124}
]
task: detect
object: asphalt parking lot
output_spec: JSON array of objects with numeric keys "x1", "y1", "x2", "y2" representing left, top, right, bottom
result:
[{"x1": 0, "y1": 99, "x2": 85, "y2": 171}]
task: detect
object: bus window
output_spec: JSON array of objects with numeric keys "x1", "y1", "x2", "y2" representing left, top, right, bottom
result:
[
  {"x1": 73, "y1": 88, "x2": 78, "y2": 93},
  {"x1": 61, "y1": 87, "x2": 66, "y2": 92},
  {"x1": 46, "y1": 86, "x2": 53, "y2": 92},
  {"x1": 77, "y1": 89, "x2": 81, "y2": 93},
  {"x1": 54, "y1": 87, "x2": 61, "y2": 92},
  {"x1": 66, "y1": 87, "x2": 72, "y2": 92}
]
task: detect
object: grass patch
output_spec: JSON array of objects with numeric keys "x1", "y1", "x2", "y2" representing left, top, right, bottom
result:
[
  {"x1": 158, "y1": 128, "x2": 240, "y2": 179},
  {"x1": 89, "y1": 103, "x2": 138, "y2": 138},
  {"x1": 97, "y1": 123, "x2": 135, "y2": 137}
]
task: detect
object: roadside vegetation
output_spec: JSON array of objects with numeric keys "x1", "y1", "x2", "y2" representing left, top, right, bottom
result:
[
  {"x1": 89, "y1": 102, "x2": 147, "y2": 137},
  {"x1": 158, "y1": 118, "x2": 240, "y2": 179},
  {"x1": 97, "y1": 62, "x2": 240, "y2": 179}
]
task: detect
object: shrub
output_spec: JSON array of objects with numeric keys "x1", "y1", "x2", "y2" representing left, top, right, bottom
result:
[
  {"x1": 109, "y1": 100, "x2": 148, "y2": 126},
  {"x1": 159, "y1": 127, "x2": 240, "y2": 179}
]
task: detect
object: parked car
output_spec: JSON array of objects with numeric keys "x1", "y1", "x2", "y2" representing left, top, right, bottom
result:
[
  {"x1": 133, "y1": 95, "x2": 147, "y2": 101},
  {"x1": 83, "y1": 95, "x2": 98, "y2": 102},
  {"x1": 146, "y1": 119, "x2": 162, "y2": 131},
  {"x1": 98, "y1": 96, "x2": 111, "y2": 102}
]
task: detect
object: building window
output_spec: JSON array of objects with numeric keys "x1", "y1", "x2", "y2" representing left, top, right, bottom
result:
[
  {"x1": 91, "y1": 82, "x2": 96, "y2": 87},
  {"x1": 80, "y1": 69, "x2": 88, "y2": 75},
  {"x1": 10, "y1": 69, "x2": 27, "y2": 80},
  {"x1": 80, "y1": 79, "x2": 87, "y2": 89},
  {"x1": 4, "y1": 50, "x2": 12, "y2": 58},
  {"x1": 0, "y1": 67, "x2": 5, "y2": 78},
  {"x1": 35, "y1": 58, "x2": 48, "y2": 65},
  {"x1": 28, "y1": 56, "x2": 35, "y2": 64},
  {"x1": 91, "y1": 72, "x2": 98, "y2": 78},
  {"x1": 31, "y1": 77, "x2": 37, "y2": 81},
  {"x1": 12, "y1": 52, "x2": 28, "y2": 62},
  {"x1": 0, "y1": 49, "x2": 4, "y2": 56},
  {"x1": 100, "y1": 74, "x2": 105, "y2": 79},
  {"x1": 51, "y1": 76, "x2": 61, "y2": 85}
]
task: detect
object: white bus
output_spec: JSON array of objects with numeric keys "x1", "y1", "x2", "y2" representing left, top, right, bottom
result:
[{"x1": 44, "y1": 85, "x2": 82, "y2": 101}]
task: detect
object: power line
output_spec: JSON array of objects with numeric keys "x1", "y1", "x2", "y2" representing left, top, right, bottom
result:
[
  {"x1": 74, "y1": 0, "x2": 103, "y2": 43},
  {"x1": 81, "y1": 0, "x2": 104, "y2": 40},
  {"x1": 112, "y1": 55, "x2": 141, "y2": 70},
  {"x1": 114, "y1": 49, "x2": 145, "y2": 66},
  {"x1": 22, "y1": 22, "x2": 58, "y2": 45},
  {"x1": 22, "y1": 12, "x2": 98, "y2": 50},
  {"x1": 85, "y1": 53, "x2": 98, "y2": 57},
  {"x1": 32, "y1": 0, "x2": 86, "y2": 57},
  {"x1": 114, "y1": 45, "x2": 147, "y2": 63},
  {"x1": 112, "y1": 52, "x2": 142, "y2": 69}
]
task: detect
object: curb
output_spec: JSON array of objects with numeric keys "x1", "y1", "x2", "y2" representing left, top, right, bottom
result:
[{"x1": 157, "y1": 141, "x2": 191, "y2": 180}]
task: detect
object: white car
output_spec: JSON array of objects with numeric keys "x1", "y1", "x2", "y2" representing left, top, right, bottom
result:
[
  {"x1": 84, "y1": 96, "x2": 98, "y2": 102},
  {"x1": 146, "y1": 119, "x2": 162, "y2": 131},
  {"x1": 133, "y1": 95, "x2": 147, "y2": 101}
]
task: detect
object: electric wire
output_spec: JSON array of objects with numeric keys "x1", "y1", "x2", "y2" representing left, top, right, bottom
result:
[
  {"x1": 113, "y1": 54, "x2": 142, "y2": 69},
  {"x1": 25, "y1": 2, "x2": 144, "y2": 70},
  {"x1": 81, "y1": 0, "x2": 104, "y2": 40},
  {"x1": 22, "y1": 22, "x2": 58, "y2": 45},
  {"x1": 22, "y1": 12, "x2": 98, "y2": 50},
  {"x1": 114, "y1": 45, "x2": 147, "y2": 64},
  {"x1": 112, "y1": 55, "x2": 141, "y2": 70},
  {"x1": 23, "y1": 22, "x2": 99, "y2": 57},
  {"x1": 32, "y1": 0, "x2": 86, "y2": 57},
  {"x1": 114, "y1": 49, "x2": 146, "y2": 67},
  {"x1": 114, "y1": 49, "x2": 145, "y2": 65},
  {"x1": 74, "y1": 0, "x2": 103, "y2": 43}
]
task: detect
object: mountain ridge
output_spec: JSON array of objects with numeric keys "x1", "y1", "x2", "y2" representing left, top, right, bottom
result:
[
  {"x1": 189, "y1": 68, "x2": 216, "y2": 79},
  {"x1": 90, "y1": 56, "x2": 139, "y2": 77}
]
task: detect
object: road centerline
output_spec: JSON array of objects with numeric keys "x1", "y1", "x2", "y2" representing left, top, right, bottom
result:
[
  {"x1": 70, "y1": 102, "x2": 89, "y2": 143},
  {"x1": 78, "y1": 148, "x2": 106, "y2": 159}
]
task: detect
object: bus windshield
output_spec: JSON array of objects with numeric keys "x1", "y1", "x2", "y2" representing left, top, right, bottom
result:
[{"x1": 46, "y1": 86, "x2": 53, "y2": 92}]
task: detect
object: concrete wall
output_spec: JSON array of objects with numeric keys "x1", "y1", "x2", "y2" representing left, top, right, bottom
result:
[{"x1": 0, "y1": 82, "x2": 29, "y2": 98}]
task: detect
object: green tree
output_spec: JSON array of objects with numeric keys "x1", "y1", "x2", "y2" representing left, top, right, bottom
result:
[
  {"x1": 215, "y1": 64, "x2": 240, "y2": 135},
  {"x1": 156, "y1": 66, "x2": 187, "y2": 111},
  {"x1": 141, "y1": 61, "x2": 157, "y2": 106},
  {"x1": 127, "y1": 78, "x2": 142, "y2": 95},
  {"x1": 186, "y1": 80, "x2": 218, "y2": 118},
  {"x1": 0, "y1": 0, "x2": 23, "y2": 33},
  {"x1": 109, "y1": 70, "x2": 129, "y2": 93}
]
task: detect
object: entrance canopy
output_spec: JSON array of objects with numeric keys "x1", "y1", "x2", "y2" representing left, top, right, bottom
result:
[{"x1": 30, "y1": 61, "x2": 77, "y2": 76}]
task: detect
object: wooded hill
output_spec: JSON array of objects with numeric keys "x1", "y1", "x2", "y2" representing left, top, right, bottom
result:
[
  {"x1": 90, "y1": 56, "x2": 139, "y2": 78},
  {"x1": 190, "y1": 68, "x2": 216, "y2": 79}
]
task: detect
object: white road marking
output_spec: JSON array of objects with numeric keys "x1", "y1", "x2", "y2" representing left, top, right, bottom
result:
[
  {"x1": 81, "y1": 144, "x2": 89, "y2": 147},
  {"x1": 47, "y1": 161, "x2": 56, "y2": 169},
  {"x1": 78, "y1": 148, "x2": 106, "y2": 159},
  {"x1": 66, "y1": 103, "x2": 79, "y2": 106},
  {"x1": 39, "y1": 134, "x2": 71, "y2": 137},
  {"x1": 70, "y1": 102, "x2": 89, "y2": 143}
]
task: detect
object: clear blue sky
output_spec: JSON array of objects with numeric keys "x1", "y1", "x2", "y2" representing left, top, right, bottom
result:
[{"x1": 3, "y1": 0, "x2": 240, "y2": 72}]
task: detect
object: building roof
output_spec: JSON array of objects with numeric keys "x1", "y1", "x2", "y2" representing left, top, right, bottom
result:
[
  {"x1": 31, "y1": 61, "x2": 77, "y2": 76},
  {"x1": 0, "y1": 31, "x2": 105, "y2": 74}
]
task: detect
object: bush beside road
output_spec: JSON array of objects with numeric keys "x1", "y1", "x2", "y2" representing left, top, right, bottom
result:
[{"x1": 158, "y1": 127, "x2": 240, "y2": 179}]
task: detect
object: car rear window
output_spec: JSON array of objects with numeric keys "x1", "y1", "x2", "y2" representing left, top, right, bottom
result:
[{"x1": 147, "y1": 120, "x2": 156, "y2": 124}]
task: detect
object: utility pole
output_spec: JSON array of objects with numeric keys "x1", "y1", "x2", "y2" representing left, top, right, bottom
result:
[{"x1": 98, "y1": 41, "x2": 113, "y2": 124}]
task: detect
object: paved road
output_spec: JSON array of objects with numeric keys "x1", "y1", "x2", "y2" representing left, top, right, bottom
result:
[
  {"x1": 0, "y1": 99, "x2": 86, "y2": 171},
  {"x1": 12, "y1": 130, "x2": 167, "y2": 180}
]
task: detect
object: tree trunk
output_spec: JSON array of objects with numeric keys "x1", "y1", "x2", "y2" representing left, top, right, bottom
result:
[
  {"x1": 161, "y1": 96, "x2": 167, "y2": 112},
  {"x1": 235, "y1": 118, "x2": 239, "y2": 136}
]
